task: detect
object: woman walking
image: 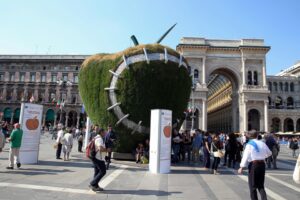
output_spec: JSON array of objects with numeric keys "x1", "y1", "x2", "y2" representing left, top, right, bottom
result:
[{"x1": 211, "y1": 135, "x2": 223, "y2": 175}]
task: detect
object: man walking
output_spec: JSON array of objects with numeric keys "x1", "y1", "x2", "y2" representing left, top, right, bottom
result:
[
  {"x1": 104, "y1": 125, "x2": 116, "y2": 169},
  {"x1": 89, "y1": 128, "x2": 107, "y2": 192},
  {"x1": 238, "y1": 130, "x2": 272, "y2": 200},
  {"x1": 6, "y1": 123, "x2": 23, "y2": 169},
  {"x1": 56, "y1": 123, "x2": 64, "y2": 159}
]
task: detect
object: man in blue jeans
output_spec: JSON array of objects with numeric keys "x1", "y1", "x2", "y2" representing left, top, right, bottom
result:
[{"x1": 89, "y1": 128, "x2": 107, "y2": 192}]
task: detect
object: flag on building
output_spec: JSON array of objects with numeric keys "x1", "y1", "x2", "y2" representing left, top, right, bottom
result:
[
  {"x1": 56, "y1": 99, "x2": 61, "y2": 107},
  {"x1": 60, "y1": 99, "x2": 65, "y2": 109},
  {"x1": 29, "y1": 96, "x2": 35, "y2": 103}
]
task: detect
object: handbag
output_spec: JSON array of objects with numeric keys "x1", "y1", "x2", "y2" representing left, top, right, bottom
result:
[
  {"x1": 293, "y1": 154, "x2": 300, "y2": 184},
  {"x1": 53, "y1": 142, "x2": 58, "y2": 149},
  {"x1": 212, "y1": 143, "x2": 224, "y2": 158}
]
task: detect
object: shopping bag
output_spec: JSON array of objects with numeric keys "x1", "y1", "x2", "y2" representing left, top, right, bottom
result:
[{"x1": 293, "y1": 154, "x2": 300, "y2": 184}]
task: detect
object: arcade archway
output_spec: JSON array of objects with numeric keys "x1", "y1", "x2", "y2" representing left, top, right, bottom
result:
[{"x1": 207, "y1": 68, "x2": 239, "y2": 133}]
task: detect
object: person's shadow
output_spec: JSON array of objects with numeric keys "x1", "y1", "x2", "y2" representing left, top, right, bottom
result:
[{"x1": 102, "y1": 189, "x2": 181, "y2": 196}]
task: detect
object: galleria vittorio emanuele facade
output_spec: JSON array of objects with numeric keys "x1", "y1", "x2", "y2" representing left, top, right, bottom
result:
[{"x1": 0, "y1": 37, "x2": 299, "y2": 132}]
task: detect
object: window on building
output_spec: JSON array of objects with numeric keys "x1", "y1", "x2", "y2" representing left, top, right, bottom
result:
[
  {"x1": 193, "y1": 69, "x2": 199, "y2": 79},
  {"x1": 0, "y1": 73, "x2": 4, "y2": 81},
  {"x1": 74, "y1": 75, "x2": 78, "y2": 83},
  {"x1": 17, "y1": 90, "x2": 24, "y2": 101},
  {"x1": 287, "y1": 97, "x2": 294, "y2": 108},
  {"x1": 285, "y1": 82, "x2": 289, "y2": 92},
  {"x1": 20, "y1": 73, "x2": 25, "y2": 82},
  {"x1": 279, "y1": 82, "x2": 283, "y2": 91},
  {"x1": 72, "y1": 94, "x2": 77, "y2": 104},
  {"x1": 41, "y1": 74, "x2": 46, "y2": 82},
  {"x1": 290, "y1": 82, "x2": 294, "y2": 92},
  {"x1": 253, "y1": 71, "x2": 258, "y2": 85},
  {"x1": 30, "y1": 73, "x2": 36, "y2": 82},
  {"x1": 268, "y1": 82, "x2": 272, "y2": 91},
  {"x1": 51, "y1": 74, "x2": 57, "y2": 82},
  {"x1": 10, "y1": 73, "x2": 15, "y2": 81},
  {"x1": 63, "y1": 74, "x2": 68, "y2": 82},
  {"x1": 247, "y1": 71, "x2": 252, "y2": 85},
  {"x1": 273, "y1": 82, "x2": 278, "y2": 91}
]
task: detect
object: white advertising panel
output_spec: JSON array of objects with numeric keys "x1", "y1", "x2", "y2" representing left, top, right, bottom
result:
[
  {"x1": 19, "y1": 103, "x2": 43, "y2": 164},
  {"x1": 149, "y1": 109, "x2": 172, "y2": 174}
]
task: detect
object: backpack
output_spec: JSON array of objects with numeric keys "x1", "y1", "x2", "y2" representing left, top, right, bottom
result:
[{"x1": 86, "y1": 138, "x2": 97, "y2": 159}]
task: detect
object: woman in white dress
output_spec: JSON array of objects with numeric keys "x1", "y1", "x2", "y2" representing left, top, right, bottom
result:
[{"x1": 63, "y1": 128, "x2": 73, "y2": 161}]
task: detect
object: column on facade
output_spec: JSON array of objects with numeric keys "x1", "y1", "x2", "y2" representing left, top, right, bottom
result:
[
  {"x1": 24, "y1": 85, "x2": 28, "y2": 100},
  {"x1": 12, "y1": 86, "x2": 17, "y2": 101},
  {"x1": 65, "y1": 115, "x2": 69, "y2": 127},
  {"x1": 242, "y1": 57, "x2": 246, "y2": 86},
  {"x1": 281, "y1": 118, "x2": 285, "y2": 132},
  {"x1": 34, "y1": 86, "x2": 38, "y2": 101},
  {"x1": 44, "y1": 87, "x2": 49, "y2": 103},
  {"x1": 243, "y1": 100, "x2": 247, "y2": 132},
  {"x1": 262, "y1": 59, "x2": 267, "y2": 87},
  {"x1": 67, "y1": 87, "x2": 72, "y2": 103},
  {"x1": 10, "y1": 111, "x2": 14, "y2": 124},
  {"x1": 54, "y1": 114, "x2": 57, "y2": 126},
  {"x1": 202, "y1": 57, "x2": 206, "y2": 85},
  {"x1": 76, "y1": 116, "x2": 80, "y2": 128},
  {"x1": 42, "y1": 114, "x2": 46, "y2": 127},
  {"x1": 2, "y1": 85, "x2": 7, "y2": 100},
  {"x1": 293, "y1": 119, "x2": 296, "y2": 132},
  {"x1": 202, "y1": 99, "x2": 207, "y2": 131},
  {"x1": 264, "y1": 101, "x2": 269, "y2": 132},
  {"x1": 232, "y1": 105, "x2": 237, "y2": 132}
]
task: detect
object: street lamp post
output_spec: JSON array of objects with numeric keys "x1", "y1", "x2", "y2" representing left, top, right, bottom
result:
[{"x1": 56, "y1": 79, "x2": 73, "y2": 125}]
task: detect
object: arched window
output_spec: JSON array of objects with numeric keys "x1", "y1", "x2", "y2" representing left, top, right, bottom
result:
[
  {"x1": 253, "y1": 71, "x2": 258, "y2": 85},
  {"x1": 284, "y1": 118, "x2": 294, "y2": 132},
  {"x1": 268, "y1": 97, "x2": 272, "y2": 106},
  {"x1": 273, "y1": 82, "x2": 278, "y2": 92},
  {"x1": 279, "y1": 82, "x2": 283, "y2": 91},
  {"x1": 285, "y1": 82, "x2": 289, "y2": 92},
  {"x1": 268, "y1": 82, "x2": 272, "y2": 91},
  {"x1": 290, "y1": 82, "x2": 294, "y2": 92},
  {"x1": 275, "y1": 96, "x2": 283, "y2": 109},
  {"x1": 248, "y1": 71, "x2": 252, "y2": 85},
  {"x1": 287, "y1": 97, "x2": 294, "y2": 109},
  {"x1": 194, "y1": 69, "x2": 199, "y2": 79}
]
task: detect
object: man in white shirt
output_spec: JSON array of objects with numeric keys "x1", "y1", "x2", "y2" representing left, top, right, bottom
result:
[
  {"x1": 238, "y1": 130, "x2": 272, "y2": 200},
  {"x1": 89, "y1": 128, "x2": 106, "y2": 192},
  {"x1": 55, "y1": 123, "x2": 64, "y2": 159}
]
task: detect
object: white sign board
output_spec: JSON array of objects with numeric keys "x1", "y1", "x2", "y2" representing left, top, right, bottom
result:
[
  {"x1": 149, "y1": 109, "x2": 172, "y2": 174},
  {"x1": 19, "y1": 103, "x2": 43, "y2": 164}
]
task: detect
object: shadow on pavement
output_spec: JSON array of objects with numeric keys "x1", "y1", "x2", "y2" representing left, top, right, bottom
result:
[
  {"x1": 103, "y1": 189, "x2": 181, "y2": 196},
  {"x1": 0, "y1": 167, "x2": 74, "y2": 175}
]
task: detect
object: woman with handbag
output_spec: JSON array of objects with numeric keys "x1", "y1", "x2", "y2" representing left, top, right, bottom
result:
[{"x1": 211, "y1": 134, "x2": 223, "y2": 175}]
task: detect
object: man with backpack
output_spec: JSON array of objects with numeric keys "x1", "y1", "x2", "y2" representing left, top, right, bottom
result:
[
  {"x1": 87, "y1": 128, "x2": 107, "y2": 192},
  {"x1": 290, "y1": 137, "x2": 299, "y2": 158}
]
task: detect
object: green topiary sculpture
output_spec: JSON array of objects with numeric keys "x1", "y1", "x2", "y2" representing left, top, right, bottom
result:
[{"x1": 79, "y1": 26, "x2": 192, "y2": 153}]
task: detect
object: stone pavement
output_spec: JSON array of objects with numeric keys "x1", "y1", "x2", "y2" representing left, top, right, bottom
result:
[{"x1": 0, "y1": 133, "x2": 299, "y2": 200}]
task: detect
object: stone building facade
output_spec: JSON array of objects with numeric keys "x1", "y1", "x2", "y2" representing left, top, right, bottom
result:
[
  {"x1": 0, "y1": 39, "x2": 299, "y2": 133},
  {"x1": 0, "y1": 55, "x2": 88, "y2": 128}
]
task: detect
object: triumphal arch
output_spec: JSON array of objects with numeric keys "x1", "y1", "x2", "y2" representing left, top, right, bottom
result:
[{"x1": 177, "y1": 37, "x2": 270, "y2": 133}]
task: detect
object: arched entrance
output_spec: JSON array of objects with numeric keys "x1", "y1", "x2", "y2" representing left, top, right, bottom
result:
[
  {"x1": 56, "y1": 110, "x2": 66, "y2": 125},
  {"x1": 13, "y1": 108, "x2": 21, "y2": 123},
  {"x1": 177, "y1": 37, "x2": 270, "y2": 132},
  {"x1": 271, "y1": 117, "x2": 280, "y2": 132},
  {"x1": 46, "y1": 109, "x2": 55, "y2": 126},
  {"x1": 3, "y1": 107, "x2": 12, "y2": 122},
  {"x1": 248, "y1": 109, "x2": 260, "y2": 131},
  {"x1": 207, "y1": 68, "x2": 239, "y2": 133},
  {"x1": 67, "y1": 111, "x2": 78, "y2": 128},
  {"x1": 284, "y1": 118, "x2": 294, "y2": 132},
  {"x1": 296, "y1": 119, "x2": 300, "y2": 132}
]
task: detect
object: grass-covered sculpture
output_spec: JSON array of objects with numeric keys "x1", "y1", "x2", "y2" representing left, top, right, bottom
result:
[{"x1": 79, "y1": 25, "x2": 192, "y2": 152}]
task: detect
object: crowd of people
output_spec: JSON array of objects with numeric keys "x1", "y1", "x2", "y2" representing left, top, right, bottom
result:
[{"x1": 171, "y1": 129, "x2": 299, "y2": 173}]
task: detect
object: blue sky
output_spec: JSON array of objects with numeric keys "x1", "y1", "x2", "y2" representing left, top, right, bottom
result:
[{"x1": 0, "y1": 0, "x2": 299, "y2": 75}]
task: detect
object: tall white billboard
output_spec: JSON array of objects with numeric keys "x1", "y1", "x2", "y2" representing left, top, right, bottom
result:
[
  {"x1": 19, "y1": 103, "x2": 43, "y2": 164},
  {"x1": 149, "y1": 109, "x2": 172, "y2": 174}
]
